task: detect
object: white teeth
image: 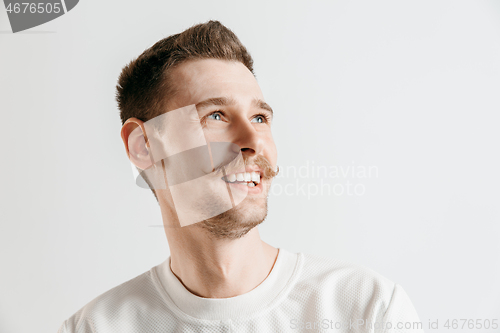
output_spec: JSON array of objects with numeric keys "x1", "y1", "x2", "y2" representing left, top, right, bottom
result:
[
  {"x1": 224, "y1": 171, "x2": 261, "y2": 184},
  {"x1": 251, "y1": 172, "x2": 260, "y2": 183},
  {"x1": 247, "y1": 182, "x2": 255, "y2": 187}
]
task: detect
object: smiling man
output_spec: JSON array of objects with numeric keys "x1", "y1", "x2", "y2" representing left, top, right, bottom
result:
[{"x1": 57, "y1": 21, "x2": 424, "y2": 333}]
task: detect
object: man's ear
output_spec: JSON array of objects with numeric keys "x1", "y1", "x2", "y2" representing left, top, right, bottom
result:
[{"x1": 121, "y1": 118, "x2": 153, "y2": 170}]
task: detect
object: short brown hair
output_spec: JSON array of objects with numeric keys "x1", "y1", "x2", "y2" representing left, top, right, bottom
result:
[{"x1": 116, "y1": 20, "x2": 254, "y2": 125}]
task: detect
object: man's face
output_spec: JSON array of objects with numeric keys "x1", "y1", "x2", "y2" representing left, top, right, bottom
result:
[{"x1": 163, "y1": 59, "x2": 278, "y2": 238}]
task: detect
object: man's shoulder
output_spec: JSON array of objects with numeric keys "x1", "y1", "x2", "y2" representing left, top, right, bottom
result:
[
  {"x1": 299, "y1": 252, "x2": 394, "y2": 288},
  {"x1": 60, "y1": 267, "x2": 172, "y2": 332},
  {"x1": 293, "y1": 251, "x2": 396, "y2": 312}
]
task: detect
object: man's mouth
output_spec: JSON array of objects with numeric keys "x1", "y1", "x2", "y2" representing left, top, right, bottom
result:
[{"x1": 221, "y1": 171, "x2": 261, "y2": 187}]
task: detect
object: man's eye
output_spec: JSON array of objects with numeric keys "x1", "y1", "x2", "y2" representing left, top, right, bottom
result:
[
  {"x1": 207, "y1": 112, "x2": 223, "y2": 121},
  {"x1": 251, "y1": 115, "x2": 268, "y2": 123}
]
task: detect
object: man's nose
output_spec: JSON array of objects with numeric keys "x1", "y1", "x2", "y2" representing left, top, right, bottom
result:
[{"x1": 232, "y1": 118, "x2": 263, "y2": 158}]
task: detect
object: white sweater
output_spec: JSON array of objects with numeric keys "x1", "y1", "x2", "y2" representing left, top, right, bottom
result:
[{"x1": 58, "y1": 249, "x2": 423, "y2": 333}]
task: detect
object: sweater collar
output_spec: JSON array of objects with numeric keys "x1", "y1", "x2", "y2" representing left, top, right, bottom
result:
[{"x1": 152, "y1": 248, "x2": 298, "y2": 321}]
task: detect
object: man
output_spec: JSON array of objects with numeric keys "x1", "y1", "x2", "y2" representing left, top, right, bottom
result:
[{"x1": 58, "y1": 21, "x2": 423, "y2": 333}]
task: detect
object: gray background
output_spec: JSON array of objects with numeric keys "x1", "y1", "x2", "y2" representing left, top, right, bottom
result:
[{"x1": 1, "y1": 1, "x2": 499, "y2": 332}]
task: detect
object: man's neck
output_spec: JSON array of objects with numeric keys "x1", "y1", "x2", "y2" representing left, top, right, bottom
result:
[{"x1": 165, "y1": 226, "x2": 278, "y2": 298}]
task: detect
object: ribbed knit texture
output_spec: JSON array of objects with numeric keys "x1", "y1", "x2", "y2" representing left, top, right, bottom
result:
[{"x1": 58, "y1": 249, "x2": 423, "y2": 333}]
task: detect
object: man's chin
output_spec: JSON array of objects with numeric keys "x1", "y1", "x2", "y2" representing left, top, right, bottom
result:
[{"x1": 196, "y1": 201, "x2": 268, "y2": 240}]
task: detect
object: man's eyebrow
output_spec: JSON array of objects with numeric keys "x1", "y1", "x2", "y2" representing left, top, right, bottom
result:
[
  {"x1": 195, "y1": 97, "x2": 235, "y2": 110},
  {"x1": 195, "y1": 97, "x2": 273, "y2": 115},
  {"x1": 253, "y1": 98, "x2": 274, "y2": 115}
]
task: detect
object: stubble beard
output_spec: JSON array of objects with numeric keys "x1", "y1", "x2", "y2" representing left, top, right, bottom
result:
[
  {"x1": 194, "y1": 154, "x2": 278, "y2": 240},
  {"x1": 197, "y1": 194, "x2": 269, "y2": 240}
]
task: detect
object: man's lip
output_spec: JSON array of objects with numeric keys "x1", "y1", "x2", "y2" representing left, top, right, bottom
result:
[{"x1": 224, "y1": 180, "x2": 263, "y2": 191}]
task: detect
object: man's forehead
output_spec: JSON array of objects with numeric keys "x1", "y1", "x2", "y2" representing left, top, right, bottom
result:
[
  {"x1": 173, "y1": 58, "x2": 253, "y2": 79},
  {"x1": 168, "y1": 59, "x2": 266, "y2": 111}
]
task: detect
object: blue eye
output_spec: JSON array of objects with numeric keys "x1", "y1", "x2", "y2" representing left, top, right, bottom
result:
[
  {"x1": 207, "y1": 112, "x2": 223, "y2": 121},
  {"x1": 251, "y1": 115, "x2": 267, "y2": 123}
]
